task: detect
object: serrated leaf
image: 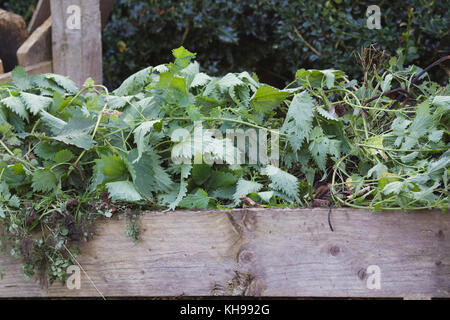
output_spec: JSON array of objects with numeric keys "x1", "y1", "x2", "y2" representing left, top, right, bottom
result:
[
  {"x1": 308, "y1": 127, "x2": 341, "y2": 171},
  {"x1": 2, "y1": 96, "x2": 29, "y2": 121},
  {"x1": 179, "y1": 189, "x2": 210, "y2": 209},
  {"x1": 35, "y1": 142, "x2": 62, "y2": 160},
  {"x1": 281, "y1": 91, "x2": 315, "y2": 151},
  {"x1": 258, "y1": 191, "x2": 274, "y2": 203},
  {"x1": 192, "y1": 164, "x2": 212, "y2": 185},
  {"x1": 382, "y1": 181, "x2": 404, "y2": 195},
  {"x1": 128, "y1": 149, "x2": 173, "y2": 198},
  {"x1": 114, "y1": 67, "x2": 153, "y2": 96},
  {"x1": 217, "y1": 73, "x2": 243, "y2": 92},
  {"x1": 133, "y1": 120, "x2": 158, "y2": 161},
  {"x1": 53, "y1": 150, "x2": 74, "y2": 163},
  {"x1": 190, "y1": 73, "x2": 211, "y2": 88},
  {"x1": 52, "y1": 119, "x2": 95, "y2": 150},
  {"x1": 45, "y1": 74, "x2": 79, "y2": 94},
  {"x1": 250, "y1": 85, "x2": 290, "y2": 113},
  {"x1": 32, "y1": 169, "x2": 58, "y2": 193},
  {"x1": 106, "y1": 181, "x2": 143, "y2": 202},
  {"x1": 8, "y1": 195, "x2": 20, "y2": 208},
  {"x1": 262, "y1": 165, "x2": 299, "y2": 201},
  {"x1": 20, "y1": 92, "x2": 52, "y2": 115},
  {"x1": 11, "y1": 67, "x2": 32, "y2": 90},
  {"x1": 166, "y1": 164, "x2": 192, "y2": 210},
  {"x1": 40, "y1": 110, "x2": 67, "y2": 134},
  {"x1": 233, "y1": 179, "x2": 263, "y2": 204},
  {"x1": 92, "y1": 153, "x2": 128, "y2": 189},
  {"x1": 317, "y1": 106, "x2": 337, "y2": 120}
]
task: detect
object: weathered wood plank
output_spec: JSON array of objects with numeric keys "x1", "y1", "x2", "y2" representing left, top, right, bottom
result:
[
  {"x1": 27, "y1": 0, "x2": 51, "y2": 34},
  {"x1": 0, "y1": 209, "x2": 448, "y2": 298},
  {"x1": 17, "y1": 17, "x2": 52, "y2": 67},
  {"x1": 0, "y1": 60, "x2": 52, "y2": 83},
  {"x1": 50, "y1": 0, "x2": 102, "y2": 87}
]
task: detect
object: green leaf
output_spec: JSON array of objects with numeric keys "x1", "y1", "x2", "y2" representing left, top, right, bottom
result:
[
  {"x1": 92, "y1": 153, "x2": 128, "y2": 189},
  {"x1": 32, "y1": 169, "x2": 58, "y2": 193},
  {"x1": 114, "y1": 67, "x2": 153, "y2": 96},
  {"x1": 262, "y1": 165, "x2": 299, "y2": 201},
  {"x1": 133, "y1": 120, "x2": 158, "y2": 161},
  {"x1": 382, "y1": 181, "x2": 404, "y2": 195},
  {"x1": 53, "y1": 150, "x2": 74, "y2": 163},
  {"x1": 8, "y1": 195, "x2": 20, "y2": 208},
  {"x1": 250, "y1": 85, "x2": 290, "y2": 113},
  {"x1": 258, "y1": 191, "x2": 274, "y2": 203},
  {"x1": 2, "y1": 96, "x2": 29, "y2": 121},
  {"x1": 171, "y1": 46, "x2": 196, "y2": 70},
  {"x1": 52, "y1": 119, "x2": 95, "y2": 150},
  {"x1": 295, "y1": 69, "x2": 345, "y2": 89},
  {"x1": 45, "y1": 74, "x2": 78, "y2": 94},
  {"x1": 179, "y1": 189, "x2": 210, "y2": 209},
  {"x1": 106, "y1": 181, "x2": 143, "y2": 202},
  {"x1": 11, "y1": 66, "x2": 32, "y2": 90},
  {"x1": 432, "y1": 96, "x2": 450, "y2": 109},
  {"x1": 192, "y1": 164, "x2": 212, "y2": 185},
  {"x1": 190, "y1": 73, "x2": 211, "y2": 88},
  {"x1": 308, "y1": 127, "x2": 341, "y2": 171},
  {"x1": 164, "y1": 164, "x2": 192, "y2": 210},
  {"x1": 207, "y1": 170, "x2": 238, "y2": 189},
  {"x1": 128, "y1": 149, "x2": 173, "y2": 198},
  {"x1": 233, "y1": 179, "x2": 263, "y2": 204},
  {"x1": 40, "y1": 110, "x2": 67, "y2": 134},
  {"x1": 35, "y1": 142, "x2": 62, "y2": 160},
  {"x1": 20, "y1": 92, "x2": 53, "y2": 115},
  {"x1": 281, "y1": 91, "x2": 315, "y2": 151}
]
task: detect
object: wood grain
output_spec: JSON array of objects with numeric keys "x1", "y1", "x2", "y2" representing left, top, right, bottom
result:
[
  {"x1": 50, "y1": 0, "x2": 102, "y2": 87},
  {"x1": 0, "y1": 208, "x2": 448, "y2": 298},
  {"x1": 0, "y1": 60, "x2": 52, "y2": 83},
  {"x1": 17, "y1": 17, "x2": 52, "y2": 67}
]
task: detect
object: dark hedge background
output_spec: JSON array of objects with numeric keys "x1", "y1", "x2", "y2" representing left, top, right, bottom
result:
[{"x1": 1, "y1": 0, "x2": 448, "y2": 88}]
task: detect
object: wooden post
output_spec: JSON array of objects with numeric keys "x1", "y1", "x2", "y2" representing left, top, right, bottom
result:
[
  {"x1": 50, "y1": 0, "x2": 102, "y2": 87},
  {"x1": 17, "y1": 17, "x2": 52, "y2": 67},
  {"x1": 0, "y1": 59, "x2": 4, "y2": 74}
]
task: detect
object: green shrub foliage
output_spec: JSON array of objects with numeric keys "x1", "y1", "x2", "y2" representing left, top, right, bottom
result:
[{"x1": 2, "y1": 0, "x2": 448, "y2": 88}]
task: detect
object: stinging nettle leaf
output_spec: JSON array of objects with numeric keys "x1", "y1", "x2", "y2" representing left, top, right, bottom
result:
[
  {"x1": 2, "y1": 96, "x2": 29, "y2": 121},
  {"x1": 20, "y1": 92, "x2": 53, "y2": 115},
  {"x1": 32, "y1": 169, "x2": 58, "y2": 193},
  {"x1": 106, "y1": 181, "x2": 143, "y2": 202},
  {"x1": 250, "y1": 85, "x2": 290, "y2": 113}
]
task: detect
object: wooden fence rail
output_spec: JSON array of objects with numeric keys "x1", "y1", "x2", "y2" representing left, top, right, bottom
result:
[{"x1": 0, "y1": 208, "x2": 448, "y2": 298}]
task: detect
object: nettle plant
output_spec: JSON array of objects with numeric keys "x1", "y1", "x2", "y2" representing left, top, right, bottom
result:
[{"x1": 0, "y1": 47, "x2": 448, "y2": 283}]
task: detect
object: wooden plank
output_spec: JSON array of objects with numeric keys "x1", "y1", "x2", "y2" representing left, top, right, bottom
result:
[
  {"x1": 0, "y1": 208, "x2": 448, "y2": 298},
  {"x1": 27, "y1": 0, "x2": 51, "y2": 34},
  {"x1": 0, "y1": 59, "x2": 3, "y2": 74},
  {"x1": 0, "y1": 60, "x2": 52, "y2": 83},
  {"x1": 17, "y1": 17, "x2": 52, "y2": 67},
  {"x1": 50, "y1": 0, "x2": 102, "y2": 87}
]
